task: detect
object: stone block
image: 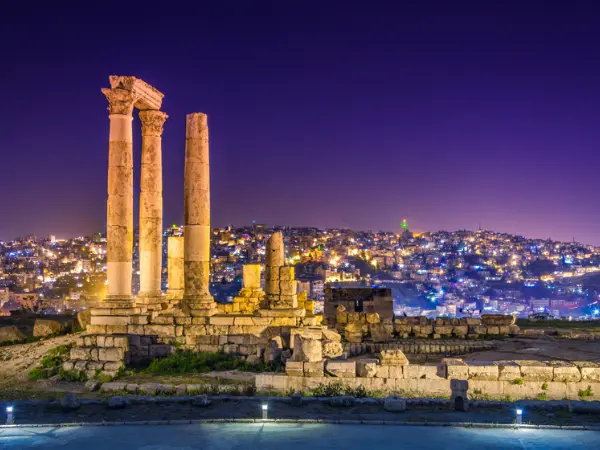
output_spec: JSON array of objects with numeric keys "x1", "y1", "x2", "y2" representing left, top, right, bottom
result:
[
  {"x1": 70, "y1": 347, "x2": 91, "y2": 360},
  {"x1": 33, "y1": 319, "x2": 65, "y2": 337},
  {"x1": 98, "y1": 347, "x2": 125, "y2": 362},
  {"x1": 209, "y1": 316, "x2": 235, "y2": 326},
  {"x1": 550, "y1": 362, "x2": 582, "y2": 382},
  {"x1": 326, "y1": 360, "x2": 356, "y2": 378},
  {"x1": 388, "y1": 365, "x2": 404, "y2": 379},
  {"x1": 304, "y1": 361, "x2": 324, "y2": 377},
  {"x1": 101, "y1": 382, "x2": 127, "y2": 393},
  {"x1": 105, "y1": 324, "x2": 129, "y2": 334},
  {"x1": 383, "y1": 396, "x2": 406, "y2": 412},
  {"x1": 379, "y1": 349, "x2": 409, "y2": 366},
  {"x1": 574, "y1": 362, "x2": 600, "y2": 382},
  {"x1": 375, "y1": 365, "x2": 389, "y2": 378},
  {"x1": 497, "y1": 361, "x2": 521, "y2": 381},
  {"x1": 286, "y1": 361, "x2": 304, "y2": 377},
  {"x1": 404, "y1": 363, "x2": 443, "y2": 380},
  {"x1": 440, "y1": 358, "x2": 468, "y2": 380},
  {"x1": 149, "y1": 344, "x2": 172, "y2": 358},
  {"x1": 292, "y1": 335, "x2": 323, "y2": 362},
  {"x1": 516, "y1": 361, "x2": 554, "y2": 382},
  {"x1": 357, "y1": 359, "x2": 379, "y2": 378},
  {"x1": 467, "y1": 361, "x2": 499, "y2": 381},
  {"x1": 486, "y1": 326, "x2": 500, "y2": 335}
]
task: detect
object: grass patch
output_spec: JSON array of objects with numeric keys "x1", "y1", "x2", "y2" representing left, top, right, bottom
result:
[
  {"x1": 144, "y1": 351, "x2": 280, "y2": 375},
  {"x1": 578, "y1": 385, "x2": 594, "y2": 399},
  {"x1": 537, "y1": 392, "x2": 548, "y2": 401},
  {"x1": 511, "y1": 378, "x2": 525, "y2": 385},
  {"x1": 27, "y1": 344, "x2": 73, "y2": 380},
  {"x1": 541, "y1": 382, "x2": 548, "y2": 391}
]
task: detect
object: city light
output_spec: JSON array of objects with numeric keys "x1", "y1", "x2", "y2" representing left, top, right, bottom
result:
[
  {"x1": 261, "y1": 403, "x2": 268, "y2": 419},
  {"x1": 516, "y1": 408, "x2": 523, "y2": 425}
]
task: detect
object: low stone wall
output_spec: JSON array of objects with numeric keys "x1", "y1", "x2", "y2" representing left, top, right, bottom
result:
[
  {"x1": 392, "y1": 315, "x2": 519, "y2": 339},
  {"x1": 256, "y1": 358, "x2": 600, "y2": 401},
  {"x1": 344, "y1": 340, "x2": 495, "y2": 358}
]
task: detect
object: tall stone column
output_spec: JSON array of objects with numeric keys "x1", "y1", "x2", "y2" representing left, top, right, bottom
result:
[
  {"x1": 167, "y1": 236, "x2": 185, "y2": 302},
  {"x1": 101, "y1": 87, "x2": 136, "y2": 302},
  {"x1": 137, "y1": 110, "x2": 168, "y2": 309},
  {"x1": 183, "y1": 113, "x2": 217, "y2": 315}
]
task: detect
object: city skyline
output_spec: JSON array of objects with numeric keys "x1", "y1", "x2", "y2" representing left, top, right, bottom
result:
[{"x1": 2, "y1": 2, "x2": 600, "y2": 243}]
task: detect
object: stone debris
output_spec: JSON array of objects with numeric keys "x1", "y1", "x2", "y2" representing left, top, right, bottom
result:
[
  {"x1": 60, "y1": 393, "x2": 81, "y2": 411},
  {"x1": 383, "y1": 396, "x2": 406, "y2": 412},
  {"x1": 379, "y1": 349, "x2": 409, "y2": 366}
]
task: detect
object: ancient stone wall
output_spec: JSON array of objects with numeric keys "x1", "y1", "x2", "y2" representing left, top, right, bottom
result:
[
  {"x1": 324, "y1": 287, "x2": 393, "y2": 325},
  {"x1": 257, "y1": 358, "x2": 600, "y2": 401}
]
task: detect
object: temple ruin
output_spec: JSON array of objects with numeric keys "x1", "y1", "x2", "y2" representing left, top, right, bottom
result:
[{"x1": 65, "y1": 75, "x2": 520, "y2": 380}]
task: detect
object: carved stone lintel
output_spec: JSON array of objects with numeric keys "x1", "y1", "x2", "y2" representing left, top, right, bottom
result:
[
  {"x1": 139, "y1": 110, "x2": 168, "y2": 136},
  {"x1": 102, "y1": 88, "x2": 137, "y2": 116}
]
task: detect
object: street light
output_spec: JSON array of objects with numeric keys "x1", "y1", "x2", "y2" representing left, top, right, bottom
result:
[
  {"x1": 516, "y1": 408, "x2": 523, "y2": 425},
  {"x1": 261, "y1": 403, "x2": 268, "y2": 420},
  {"x1": 6, "y1": 406, "x2": 14, "y2": 425}
]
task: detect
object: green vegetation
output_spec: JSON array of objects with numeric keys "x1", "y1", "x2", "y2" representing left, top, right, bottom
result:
[
  {"x1": 57, "y1": 368, "x2": 88, "y2": 382},
  {"x1": 144, "y1": 351, "x2": 280, "y2": 375},
  {"x1": 511, "y1": 378, "x2": 525, "y2": 385},
  {"x1": 27, "y1": 344, "x2": 72, "y2": 380},
  {"x1": 537, "y1": 392, "x2": 548, "y2": 401},
  {"x1": 578, "y1": 385, "x2": 594, "y2": 399},
  {"x1": 310, "y1": 382, "x2": 373, "y2": 398},
  {"x1": 541, "y1": 382, "x2": 548, "y2": 391}
]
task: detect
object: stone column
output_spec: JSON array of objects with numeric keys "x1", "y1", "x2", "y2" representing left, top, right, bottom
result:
[
  {"x1": 137, "y1": 110, "x2": 168, "y2": 308},
  {"x1": 101, "y1": 87, "x2": 136, "y2": 301},
  {"x1": 183, "y1": 113, "x2": 217, "y2": 315},
  {"x1": 167, "y1": 236, "x2": 185, "y2": 300},
  {"x1": 265, "y1": 232, "x2": 284, "y2": 302}
]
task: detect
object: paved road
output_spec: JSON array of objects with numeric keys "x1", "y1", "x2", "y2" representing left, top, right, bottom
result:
[{"x1": 0, "y1": 423, "x2": 598, "y2": 449}]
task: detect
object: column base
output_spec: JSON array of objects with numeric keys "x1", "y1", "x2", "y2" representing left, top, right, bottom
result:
[
  {"x1": 182, "y1": 294, "x2": 218, "y2": 317},
  {"x1": 103, "y1": 295, "x2": 136, "y2": 308},
  {"x1": 136, "y1": 291, "x2": 166, "y2": 311}
]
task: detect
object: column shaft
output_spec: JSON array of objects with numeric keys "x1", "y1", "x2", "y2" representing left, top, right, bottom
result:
[
  {"x1": 102, "y1": 88, "x2": 136, "y2": 299},
  {"x1": 183, "y1": 113, "x2": 216, "y2": 314},
  {"x1": 138, "y1": 110, "x2": 168, "y2": 300},
  {"x1": 168, "y1": 236, "x2": 185, "y2": 292}
]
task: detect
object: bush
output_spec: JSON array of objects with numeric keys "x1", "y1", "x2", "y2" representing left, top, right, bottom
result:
[
  {"x1": 144, "y1": 351, "x2": 277, "y2": 375},
  {"x1": 27, "y1": 344, "x2": 72, "y2": 380},
  {"x1": 578, "y1": 385, "x2": 594, "y2": 399},
  {"x1": 511, "y1": 378, "x2": 525, "y2": 385},
  {"x1": 57, "y1": 368, "x2": 88, "y2": 382},
  {"x1": 536, "y1": 392, "x2": 548, "y2": 401},
  {"x1": 541, "y1": 382, "x2": 548, "y2": 391}
]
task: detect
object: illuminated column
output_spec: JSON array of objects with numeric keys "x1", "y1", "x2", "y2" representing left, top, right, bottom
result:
[
  {"x1": 167, "y1": 235, "x2": 185, "y2": 300},
  {"x1": 101, "y1": 87, "x2": 136, "y2": 300},
  {"x1": 183, "y1": 113, "x2": 217, "y2": 315},
  {"x1": 137, "y1": 110, "x2": 168, "y2": 307}
]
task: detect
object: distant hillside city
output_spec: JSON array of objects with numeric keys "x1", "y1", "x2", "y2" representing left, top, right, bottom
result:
[{"x1": 1, "y1": 221, "x2": 599, "y2": 319}]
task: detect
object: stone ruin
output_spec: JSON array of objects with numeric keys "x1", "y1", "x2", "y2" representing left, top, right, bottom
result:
[
  {"x1": 64, "y1": 75, "x2": 521, "y2": 381},
  {"x1": 65, "y1": 76, "x2": 339, "y2": 379}
]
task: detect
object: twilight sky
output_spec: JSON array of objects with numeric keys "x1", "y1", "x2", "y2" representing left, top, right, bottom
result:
[{"x1": 1, "y1": 1, "x2": 600, "y2": 244}]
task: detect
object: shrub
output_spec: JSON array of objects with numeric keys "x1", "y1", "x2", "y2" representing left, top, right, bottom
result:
[
  {"x1": 144, "y1": 351, "x2": 277, "y2": 375},
  {"x1": 541, "y1": 382, "x2": 548, "y2": 391},
  {"x1": 578, "y1": 385, "x2": 594, "y2": 399},
  {"x1": 57, "y1": 368, "x2": 88, "y2": 382},
  {"x1": 536, "y1": 392, "x2": 548, "y2": 401},
  {"x1": 27, "y1": 344, "x2": 72, "y2": 380},
  {"x1": 511, "y1": 378, "x2": 525, "y2": 385}
]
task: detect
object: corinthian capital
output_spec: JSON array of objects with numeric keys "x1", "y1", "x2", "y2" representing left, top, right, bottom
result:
[
  {"x1": 101, "y1": 88, "x2": 137, "y2": 116},
  {"x1": 139, "y1": 110, "x2": 168, "y2": 136}
]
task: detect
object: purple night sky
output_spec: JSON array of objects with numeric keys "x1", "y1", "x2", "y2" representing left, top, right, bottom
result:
[{"x1": 1, "y1": 2, "x2": 600, "y2": 244}]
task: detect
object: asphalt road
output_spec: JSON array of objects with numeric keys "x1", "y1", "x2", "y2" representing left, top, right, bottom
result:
[{"x1": 0, "y1": 423, "x2": 599, "y2": 449}]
